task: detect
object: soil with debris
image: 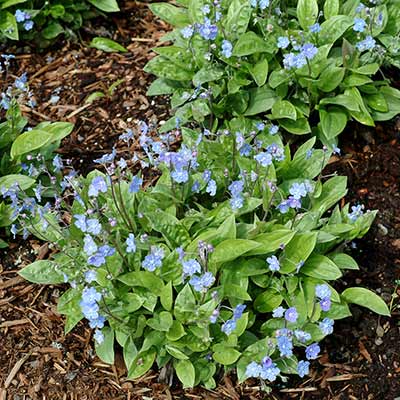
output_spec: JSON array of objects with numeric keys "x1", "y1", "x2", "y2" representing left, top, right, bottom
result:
[{"x1": 1, "y1": 2, "x2": 400, "y2": 399}]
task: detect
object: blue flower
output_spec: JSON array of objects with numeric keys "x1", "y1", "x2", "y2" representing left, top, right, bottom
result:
[
  {"x1": 189, "y1": 272, "x2": 215, "y2": 292},
  {"x1": 348, "y1": 204, "x2": 365, "y2": 221},
  {"x1": 93, "y1": 329, "x2": 104, "y2": 344},
  {"x1": 84, "y1": 270, "x2": 97, "y2": 283},
  {"x1": 89, "y1": 315, "x2": 105, "y2": 329},
  {"x1": 256, "y1": 122, "x2": 265, "y2": 131},
  {"x1": 309, "y1": 23, "x2": 321, "y2": 33},
  {"x1": 272, "y1": 306, "x2": 286, "y2": 318},
  {"x1": 294, "y1": 329, "x2": 311, "y2": 343},
  {"x1": 259, "y1": 0, "x2": 270, "y2": 10},
  {"x1": 206, "y1": 179, "x2": 217, "y2": 196},
  {"x1": 228, "y1": 180, "x2": 244, "y2": 196},
  {"x1": 182, "y1": 258, "x2": 201, "y2": 278},
  {"x1": 230, "y1": 195, "x2": 244, "y2": 210},
  {"x1": 289, "y1": 182, "x2": 308, "y2": 199},
  {"x1": 221, "y1": 319, "x2": 237, "y2": 335},
  {"x1": 142, "y1": 247, "x2": 165, "y2": 271},
  {"x1": 266, "y1": 255, "x2": 280, "y2": 272},
  {"x1": 260, "y1": 362, "x2": 280, "y2": 382},
  {"x1": 277, "y1": 335, "x2": 293, "y2": 357},
  {"x1": 246, "y1": 361, "x2": 262, "y2": 377},
  {"x1": 126, "y1": 233, "x2": 136, "y2": 253},
  {"x1": 74, "y1": 215, "x2": 102, "y2": 235},
  {"x1": 171, "y1": 168, "x2": 189, "y2": 183},
  {"x1": 233, "y1": 304, "x2": 246, "y2": 320},
  {"x1": 297, "y1": 360, "x2": 310, "y2": 377},
  {"x1": 305, "y1": 343, "x2": 320, "y2": 360},
  {"x1": 301, "y1": 43, "x2": 318, "y2": 60},
  {"x1": 52, "y1": 155, "x2": 64, "y2": 172},
  {"x1": 277, "y1": 36, "x2": 290, "y2": 49},
  {"x1": 198, "y1": 18, "x2": 218, "y2": 40},
  {"x1": 84, "y1": 235, "x2": 98, "y2": 256},
  {"x1": 221, "y1": 40, "x2": 233, "y2": 58},
  {"x1": 285, "y1": 307, "x2": 298, "y2": 323},
  {"x1": 94, "y1": 149, "x2": 116, "y2": 164},
  {"x1": 353, "y1": 17, "x2": 367, "y2": 32},
  {"x1": 254, "y1": 152, "x2": 273, "y2": 167},
  {"x1": 320, "y1": 297, "x2": 331, "y2": 311},
  {"x1": 319, "y1": 318, "x2": 334, "y2": 335},
  {"x1": 88, "y1": 176, "x2": 108, "y2": 197},
  {"x1": 210, "y1": 309, "x2": 220, "y2": 323},
  {"x1": 129, "y1": 176, "x2": 143, "y2": 193},
  {"x1": 23, "y1": 20, "x2": 34, "y2": 31},
  {"x1": 356, "y1": 35, "x2": 376, "y2": 51},
  {"x1": 315, "y1": 284, "x2": 331, "y2": 299},
  {"x1": 181, "y1": 25, "x2": 194, "y2": 38},
  {"x1": 269, "y1": 125, "x2": 279, "y2": 135},
  {"x1": 15, "y1": 9, "x2": 27, "y2": 22}
]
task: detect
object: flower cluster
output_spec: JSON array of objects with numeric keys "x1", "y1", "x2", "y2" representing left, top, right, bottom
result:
[{"x1": 15, "y1": 9, "x2": 34, "y2": 31}]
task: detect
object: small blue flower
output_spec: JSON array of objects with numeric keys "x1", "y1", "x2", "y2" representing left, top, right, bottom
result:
[
  {"x1": 142, "y1": 247, "x2": 165, "y2": 271},
  {"x1": 259, "y1": 0, "x2": 270, "y2": 10},
  {"x1": 206, "y1": 179, "x2": 217, "y2": 196},
  {"x1": 171, "y1": 168, "x2": 189, "y2": 183},
  {"x1": 221, "y1": 40, "x2": 233, "y2": 58},
  {"x1": 301, "y1": 43, "x2": 318, "y2": 60},
  {"x1": 272, "y1": 306, "x2": 286, "y2": 318},
  {"x1": 126, "y1": 233, "x2": 136, "y2": 253},
  {"x1": 221, "y1": 319, "x2": 237, "y2": 335},
  {"x1": 348, "y1": 204, "x2": 365, "y2": 221},
  {"x1": 246, "y1": 361, "x2": 262, "y2": 377},
  {"x1": 233, "y1": 304, "x2": 246, "y2": 320},
  {"x1": 277, "y1": 36, "x2": 290, "y2": 49},
  {"x1": 266, "y1": 255, "x2": 280, "y2": 272},
  {"x1": 356, "y1": 35, "x2": 376, "y2": 51},
  {"x1": 84, "y1": 235, "x2": 98, "y2": 256},
  {"x1": 181, "y1": 25, "x2": 194, "y2": 39},
  {"x1": 260, "y1": 362, "x2": 280, "y2": 382},
  {"x1": 230, "y1": 195, "x2": 244, "y2": 210},
  {"x1": 289, "y1": 182, "x2": 308, "y2": 200},
  {"x1": 93, "y1": 329, "x2": 104, "y2": 344},
  {"x1": 269, "y1": 125, "x2": 279, "y2": 135},
  {"x1": 210, "y1": 309, "x2": 220, "y2": 323},
  {"x1": 198, "y1": 18, "x2": 218, "y2": 40},
  {"x1": 309, "y1": 23, "x2": 321, "y2": 33},
  {"x1": 88, "y1": 176, "x2": 107, "y2": 197},
  {"x1": 129, "y1": 176, "x2": 143, "y2": 193},
  {"x1": 305, "y1": 343, "x2": 320, "y2": 360},
  {"x1": 315, "y1": 284, "x2": 331, "y2": 299},
  {"x1": 294, "y1": 329, "x2": 311, "y2": 343},
  {"x1": 277, "y1": 335, "x2": 293, "y2": 357},
  {"x1": 353, "y1": 17, "x2": 367, "y2": 32},
  {"x1": 84, "y1": 270, "x2": 97, "y2": 283},
  {"x1": 297, "y1": 360, "x2": 310, "y2": 377},
  {"x1": 256, "y1": 122, "x2": 265, "y2": 131},
  {"x1": 320, "y1": 297, "x2": 331, "y2": 312},
  {"x1": 15, "y1": 9, "x2": 27, "y2": 22},
  {"x1": 189, "y1": 272, "x2": 215, "y2": 292},
  {"x1": 23, "y1": 20, "x2": 34, "y2": 31},
  {"x1": 182, "y1": 259, "x2": 201, "y2": 278},
  {"x1": 228, "y1": 180, "x2": 244, "y2": 196},
  {"x1": 254, "y1": 152, "x2": 273, "y2": 167},
  {"x1": 285, "y1": 307, "x2": 298, "y2": 323},
  {"x1": 319, "y1": 318, "x2": 334, "y2": 335}
]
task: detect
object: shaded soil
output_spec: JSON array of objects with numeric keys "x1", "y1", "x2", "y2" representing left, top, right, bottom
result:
[{"x1": 1, "y1": 2, "x2": 400, "y2": 400}]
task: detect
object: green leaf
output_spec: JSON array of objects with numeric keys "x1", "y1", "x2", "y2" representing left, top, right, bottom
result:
[
  {"x1": 328, "y1": 253, "x2": 359, "y2": 270},
  {"x1": 144, "y1": 56, "x2": 192, "y2": 81},
  {"x1": 279, "y1": 118, "x2": 311, "y2": 135},
  {"x1": 271, "y1": 100, "x2": 297, "y2": 120},
  {"x1": 193, "y1": 65, "x2": 224, "y2": 87},
  {"x1": 10, "y1": 129, "x2": 52, "y2": 159},
  {"x1": 147, "y1": 311, "x2": 173, "y2": 332},
  {"x1": 46, "y1": 122, "x2": 74, "y2": 142},
  {"x1": 175, "y1": 359, "x2": 195, "y2": 388},
  {"x1": 0, "y1": 238, "x2": 8, "y2": 248},
  {"x1": 160, "y1": 281, "x2": 173, "y2": 311},
  {"x1": 213, "y1": 348, "x2": 241, "y2": 365},
  {"x1": 95, "y1": 327, "x2": 115, "y2": 364},
  {"x1": 224, "y1": 284, "x2": 251, "y2": 301},
  {"x1": 123, "y1": 337, "x2": 138, "y2": 371},
  {"x1": 319, "y1": 15, "x2": 353, "y2": 45},
  {"x1": 166, "y1": 345, "x2": 188, "y2": 360},
  {"x1": 244, "y1": 86, "x2": 277, "y2": 116},
  {"x1": 1, "y1": 0, "x2": 28, "y2": 9},
  {"x1": 250, "y1": 59, "x2": 269, "y2": 87},
  {"x1": 0, "y1": 174, "x2": 35, "y2": 190},
  {"x1": 320, "y1": 93, "x2": 360, "y2": 112},
  {"x1": 254, "y1": 291, "x2": 283, "y2": 313},
  {"x1": 297, "y1": 0, "x2": 319, "y2": 30},
  {"x1": 149, "y1": 3, "x2": 190, "y2": 27},
  {"x1": 87, "y1": 0, "x2": 119, "y2": 12},
  {"x1": 42, "y1": 22, "x2": 64, "y2": 40},
  {"x1": 301, "y1": 255, "x2": 343, "y2": 280},
  {"x1": 342, "y1": 287, "x2": 390, "y2": 316},
  {"x1": 0, "y1": 12, "x2": 18, "y2": 40},
  {"x1": 18, "y1": 260, "x2": 65, "y2": 284},
  {"x1": 127, "y1": 349, "x2": 156, "y2": 379},
  {"x1": 90, "y1": 37, "x2": 127, "y2": 53},
  {"x1": 233, "y1": 32, "x2": 271, "y2": 57},
  {"x1": 224, "y1": 0, "x2": 252, "y2": 38},
  {"x1": 311, "y1": 176, "x2": 347, "y2": 214},
  {"x1": 347, "y1": 88, "x2": 375, "y2": 127},
  {"x1": 211, "y1": 239, "x2": 260, "y2": 264},
  {"x1": 317, "y1": 66, "x2": 345, "y2": 92},
  {"x1": 280, "y1": 232, "x2": 318, "y2": 273},
  {"x1": 247, "y1": 229, "x2": 295, "y2": 256},
  {"x1": 324, "y1": 0, "x2": 339, "y2": 19},
  {"x1": 167, "y1": 320, "x2": 186, "y2": 341},
  {"x1": 117, "y1": 271, "x2": 164, "y2": 294},
  {"x1": 319, "y1": 107, "x2": 348, "y2": 139}
]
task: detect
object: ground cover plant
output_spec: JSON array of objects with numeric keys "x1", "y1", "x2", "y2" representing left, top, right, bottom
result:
[
  {"x1": 16, "y1": 119, "x2": 390, "y2": 389},
  {"x1": 145, "y1": 0, "x2": 400, "y2": 146},
  {"x1": 0, "y1": 0, "x2": 119, "y2": 45},
  {"x1": 0, "y1": 55, "x2": 73, "y2": 242}
]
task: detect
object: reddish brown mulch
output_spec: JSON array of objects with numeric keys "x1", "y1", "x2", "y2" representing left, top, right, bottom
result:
[{"x1": 1, "y1": 2, "x2": 400, "y2": 399}]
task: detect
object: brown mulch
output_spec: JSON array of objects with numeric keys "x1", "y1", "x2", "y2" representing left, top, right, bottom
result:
[{"x1": 1, "y1": 2, "x2": 400, "y2": 399}]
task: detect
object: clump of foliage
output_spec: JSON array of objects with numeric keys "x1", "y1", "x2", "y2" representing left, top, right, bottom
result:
[
  {"x1": 145, "y1": 0, "x2": 400, "y2": 146},
  {"x1": 18, "y1": 120, "x2": 389, "y2": 389},
  {"x1": 0, "y1": 0, "x2": 119, "y2": 45},
  {"x1": 0, "y1": 55, "x2": 73, "y2": 241}
]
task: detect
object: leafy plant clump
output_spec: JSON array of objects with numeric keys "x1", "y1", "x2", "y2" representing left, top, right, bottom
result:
[
  {"x1": 18, "y1": 120, "x2": 389, "y2": 389},
  {"x1": 145, "y1": 0, "x2": 400, "y2": 146},
  {"x1": 0, "y1": 0, "x2": 119, "y2": 45},
  {"x1": 0, "y1": 55, "x2": 73, "y2": 242}
]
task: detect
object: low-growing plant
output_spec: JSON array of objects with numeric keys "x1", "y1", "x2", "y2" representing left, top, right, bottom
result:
[
  {"x1": 17, "y1": 120, "x2": 389, "y2": 389},
  {"x1": 145, "y1": 0, "x2": 400, "y2": 146},
  {"x1": 0, "y1": 55, "x2": 73, "y2": 239},
  {"x1": 0, "y1": 0, "x2": 119, "y2": 45}
]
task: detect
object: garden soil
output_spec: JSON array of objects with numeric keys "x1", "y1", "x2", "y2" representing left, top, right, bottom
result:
[{"x1": 1, "y1": 1, "x2": 400, "y2": 399}]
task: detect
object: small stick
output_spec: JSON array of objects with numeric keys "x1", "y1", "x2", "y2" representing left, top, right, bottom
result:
[
  {"x1": 280, "y1": 387, "x2": 318, "y2": 393},
  {"x1": 4, "y1": 352, "x2": 32, "y2": 388}
]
